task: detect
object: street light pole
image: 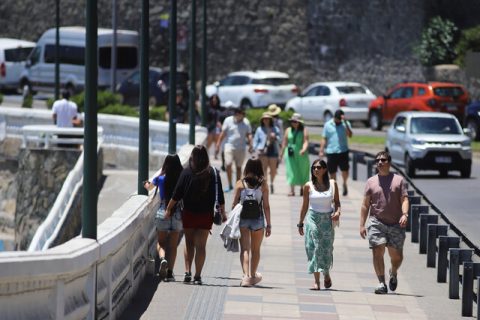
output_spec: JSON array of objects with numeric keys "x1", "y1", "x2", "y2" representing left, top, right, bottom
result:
[
  {"x1": 55, "y1": 0, "x2": 60, "y2": 100},
  {"x1": 200, "y1": 0, "x2": 207, "y2": 126},
  {"x1": 168, "y1": 0, "x2": 177, "y2": 154},
  {"x1": 138, "y1": 0, "x2": 149, "y2": 195},
  {"x1": 110, "y1": 0, "x2": 118, "y2": 92},
  {"x1": 188, "y1": 0, "x2": 196, "y2": 145}
]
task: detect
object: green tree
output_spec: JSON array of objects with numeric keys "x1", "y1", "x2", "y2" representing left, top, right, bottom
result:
[
  {"x1": 414, "y1": 16, "x2": 458, "y2": 66},
  {"x1": 454, "y1": 25, "x2": 480, "y2": 67}
]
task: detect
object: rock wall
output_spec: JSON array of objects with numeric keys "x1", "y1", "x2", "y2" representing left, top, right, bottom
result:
[{"x1": 1, "y1": 0, "x2": 480, "y2": 97}]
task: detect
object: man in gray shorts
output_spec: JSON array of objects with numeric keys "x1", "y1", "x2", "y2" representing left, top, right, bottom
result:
[{"x1": 359, "y1": 151, "x2": 409, "y2": 294}]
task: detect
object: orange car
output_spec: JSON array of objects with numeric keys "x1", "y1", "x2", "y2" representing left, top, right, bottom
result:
[{"x1": 368, "y1": 82, "x2": 470, "y2": 130}]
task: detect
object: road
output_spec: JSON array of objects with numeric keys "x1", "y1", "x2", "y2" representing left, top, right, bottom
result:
[{"x1": 307, "y1": 123, "x2": 479, "y2": 249}]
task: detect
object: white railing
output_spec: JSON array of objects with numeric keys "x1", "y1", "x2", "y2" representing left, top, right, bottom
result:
[{"x1": 21, "y1": 124, "x2": 104, "y2": 149}]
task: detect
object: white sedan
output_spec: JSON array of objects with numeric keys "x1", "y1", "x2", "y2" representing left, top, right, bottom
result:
[{"x1": 285, "y1": 81, "x2": 375, "y2": 123}]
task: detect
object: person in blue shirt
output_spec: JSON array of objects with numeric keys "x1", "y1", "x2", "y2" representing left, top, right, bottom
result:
[
  {"x1": 319, "y1": 109, "x2": 352, "y2": 196},
  {"x1": 144, "y1": 154, "x2": 184, "y2": 281}
]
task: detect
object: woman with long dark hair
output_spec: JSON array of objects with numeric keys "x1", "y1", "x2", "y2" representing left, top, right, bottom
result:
[
  {"x1": 297, "y1": 159, "x2": 341, "y2": 290},
  {"x1": 231, "y1": 158, "x2": 272, "y2": 287},
  {"x1": 206, "y1": 94, "x2": 223, "y2": 157},
  {"x1": 144, "y1": 154, "x2": 184, "y2": 281},
  {"x1": 165, "y1": 145, "x2": 226, "y2": 285}
]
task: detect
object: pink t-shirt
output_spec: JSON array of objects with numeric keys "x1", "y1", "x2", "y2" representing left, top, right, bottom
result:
[{"x1": 364, "y1": 173, "x2": 408, "y2": 225}]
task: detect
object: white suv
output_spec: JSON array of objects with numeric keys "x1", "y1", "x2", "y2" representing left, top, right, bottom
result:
[
  {"x1": 206, "y1": 70, "x2": 298, "y2": 109},
  {"x1": 0, "y1": 38, "x2": 35, "y2": 92}
]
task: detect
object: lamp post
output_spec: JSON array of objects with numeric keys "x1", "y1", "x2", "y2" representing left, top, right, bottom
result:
[
  {"x1": 54, "y1": 0, "x2": 60, "y2": 100},
  {"x1": 200, "y1": 0, "x2": 207, "y2": 126},
  {"x1": 188, "y1": 0, "x2": 196, "y2": 144},
  {"x1": 110, "y1": 0, "x2": 118, "y2": 92},
  {"x1": 168, "y1": 0, "x2": 177, "y2": 154},
  {"x1": 138, "y1": 0, "x2": 149, "y2": 195}
]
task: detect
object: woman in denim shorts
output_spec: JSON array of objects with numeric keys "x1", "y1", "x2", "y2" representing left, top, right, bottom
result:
[
  {"x1": 231, "y1": 158, "x2": 272, "y2": 287},
  {"x1": 144, "y1": 154, "x2": 184, "y2": 281}
]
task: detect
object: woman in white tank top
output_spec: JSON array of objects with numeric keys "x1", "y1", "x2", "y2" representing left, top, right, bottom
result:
[{"x1": 297, "y1": 159, "x2": 341, "y2": 290}]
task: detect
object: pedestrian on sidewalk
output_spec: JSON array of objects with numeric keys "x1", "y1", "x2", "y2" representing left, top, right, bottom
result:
[
  {"x1": 165, "y1": 145, "x2": 227, "y2": 285},
  {"x1": 215, "y1": 107, "x2": 253, "y2": 192},
  {"x1": 359, "y1": 150, "x2": 409, "y2": 294},
  {"x1": 253, "y1": 112, "x2": 281, "y2": 194},
  {"x1": 231, "y1": 158, "x2": 272, "y2": 287},
  {"x1": 297, "y1": 159, "x2": 341, "y2": 290},
  {"x1": 144, "y1": 154, "x2": 184, "y2": 281},
  {"x1": 266, "y1": 103, "x2": 284, "y2": 139},
  {"x1": 206, "y1": 94, "x2": 223, "y2": 158},
  {"x1": 319, "y1": 109, "x2": 352, "y2": 196},
  {"x1": 279, "y1": 113, "x2": 310, "y2": 196}
]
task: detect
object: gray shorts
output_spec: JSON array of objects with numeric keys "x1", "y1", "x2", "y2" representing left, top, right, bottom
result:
[
  {"x1": 239, "y1": 215, "x2": 265, "y2": 231},
  {"x1": 155, "y1": 206, "x2": 183, "y2": 232},
  {"x1": 367, "y1": 216, "x2": 405, "y2": 250}
]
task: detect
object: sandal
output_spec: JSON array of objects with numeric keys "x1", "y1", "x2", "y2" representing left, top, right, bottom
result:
[
  {"x1": 324, "y1": 275, "x2": 332, "y2": 289},
  {"x1": 287, "y1": 192, "x2": 295, "y2": 197},
  {"x1": 310, "y1": 282, "x2": 320, "y2": 291}
]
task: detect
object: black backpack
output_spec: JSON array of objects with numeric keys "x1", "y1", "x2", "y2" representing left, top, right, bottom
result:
[{"x1": 240, "y1": 179, "x2": 263, "y2": 219}]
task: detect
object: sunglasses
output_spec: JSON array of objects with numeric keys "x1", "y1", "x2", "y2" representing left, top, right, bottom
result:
[
  {"x1": 313, "y1": 165, "x2": 326, "y2": 170},
  {"x1": 375, "y1": 158, "x2": 389, "y2": 163}
]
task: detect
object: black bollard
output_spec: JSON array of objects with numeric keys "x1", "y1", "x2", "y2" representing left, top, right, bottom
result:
[
  {"x1": 426, "y1": 224, "x2": 448, "y2": 268},
  {"x1": 407, "y1": 195, "x2": 421, "y2": 232},
  {"x1": 366, "y1": 159, "x2": 375, "y2": 178},
  {"x1": 411, "y1": 205, "x2": 429, "y2": 243},
  {"x1": 419, "y1": 214, "x2": 438, "y2": 254},
  {"x1": 437, "y1": 236, "x2": 460, "y2": 283},
  {"x1": 352, "y1": 153, "x2": 359, "y2": 181},
  {"x1": 461, "y1": 262, "x2": 480, "y2": 317},
  {"x1": 449, "y1": 248, "x2": 472, "y2": 299}
]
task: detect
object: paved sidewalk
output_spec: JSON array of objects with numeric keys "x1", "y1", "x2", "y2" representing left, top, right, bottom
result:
[{"x1": 121, "y1": 159, "x2": 474, "y2": 319}]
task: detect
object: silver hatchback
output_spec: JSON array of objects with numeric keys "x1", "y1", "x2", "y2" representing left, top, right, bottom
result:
[{"x1": 385, "y1": 112, "x2": 472, "y2": 178}]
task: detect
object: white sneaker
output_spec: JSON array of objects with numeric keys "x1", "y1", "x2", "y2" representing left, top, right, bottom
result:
[
  {"x1": 158, "y1": 258, "x2": 168, "y2": 280},
  {"x1": 374, "y1": 282, "x2": 388, "y2": 294}
]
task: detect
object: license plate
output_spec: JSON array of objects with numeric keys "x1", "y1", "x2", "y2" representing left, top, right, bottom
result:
[{"x1": 435, "y1": 156, "x2": 452, "y2": 163}]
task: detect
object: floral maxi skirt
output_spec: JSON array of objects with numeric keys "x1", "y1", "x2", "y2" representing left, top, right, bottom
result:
[{"x1": 304, "y1": 209, "x2": 334, "y2": 274}]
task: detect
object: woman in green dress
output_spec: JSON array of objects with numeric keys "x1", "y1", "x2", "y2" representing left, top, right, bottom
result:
[{"x1": 279, "y1": 113, "x2": 310, "y2": 196}]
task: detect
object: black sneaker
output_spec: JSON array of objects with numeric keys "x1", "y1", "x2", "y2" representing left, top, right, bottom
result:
[
  {"x1": 183, "y1": 272, "x2": 192, "y2": 283},
  {"x1": 342, "y1": 184, "x2": 348, "y2": 196},
  {"x1": 166, "y1": 270, "x2": 175, "y2": 282},
  {"x1": 389, "y1": 270, "x2": 398, "y2": 291},
  {"x1": 374, "y1": 282, "x2": 388, "y2": 294},
  {"x1": 193, "y1": 276, "x2": 202, "y2": 285}
]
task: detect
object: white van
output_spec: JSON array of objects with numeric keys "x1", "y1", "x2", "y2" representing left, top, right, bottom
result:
[
  {"x1": 0, "y1": 38, "x2": 35, "y2": 92},
  {"x1": 21, "y1": 26, "x2": 139, "y2": 95}
]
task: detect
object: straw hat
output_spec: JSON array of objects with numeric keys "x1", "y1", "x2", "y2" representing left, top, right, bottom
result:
[
  {"x1": 261, "y1": 112, "x2": 273, "y2": 120},
  {"x1": 289, "y1": 113, "x2": 304, "y2": 124},
  {"x1": 266, "y1": 104, "x2": 281, "y2": 116}
]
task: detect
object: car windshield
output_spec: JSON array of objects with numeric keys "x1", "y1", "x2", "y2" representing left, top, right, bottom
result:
[
  {"x1": 410, "y1": 117, "x2": 461, "y2": 135},
  {"x1": 251, "y1": 78, "x2": 290, "y2": 85},
  {"x1": 433, "y1": 86, "x2": 464, "y2": 98},
  {"x1": 336, "y1": 85, "x2": 367, "y2": 94}
]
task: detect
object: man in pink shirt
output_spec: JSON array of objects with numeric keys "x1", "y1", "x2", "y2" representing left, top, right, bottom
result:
[{"x1": 360, "y1": 151, "x2": 409, "y2": 294}]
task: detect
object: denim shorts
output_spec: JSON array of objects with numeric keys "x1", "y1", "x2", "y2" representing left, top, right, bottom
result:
[
  {"x1": 155, "y1": 206, "x2": 183, "y2": 232},
  {"x1": 239, "y1": 215, "x2": 265, "y2": 231}
]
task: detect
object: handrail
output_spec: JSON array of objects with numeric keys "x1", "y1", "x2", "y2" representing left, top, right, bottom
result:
[{"x1": 21, "y1": 124, "x2": 103, "y2": 148}]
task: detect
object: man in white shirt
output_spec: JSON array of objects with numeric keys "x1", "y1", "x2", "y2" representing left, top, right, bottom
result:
[
  {"x1": 52, "y1": 90, "x2": 81, "y2": 128},
  {"x1": 215, "y1": 107, "x2": 253, "y2": 192}
]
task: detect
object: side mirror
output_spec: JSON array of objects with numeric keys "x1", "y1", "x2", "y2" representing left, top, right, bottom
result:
[
  {"x1": 25, "y1": 60, "x2": 31, "y2": 68},
  {"x1": 463, "y1": 127, "x2": 472, "y2": 137},
  {"x1": 396, "y1": 125, "x2": 406, "y2": 133}
]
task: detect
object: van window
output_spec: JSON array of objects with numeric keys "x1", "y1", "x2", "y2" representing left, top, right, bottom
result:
[
  {"x1": 44, "y1": 44, "x2": 85, "y2": 65},
  {"x1": 5, "y1": 47, "x2": 34, "y2": 62},
  {"x1": 98, "y1": 47, "x2": 138, "y2": 69},
  {"x1": 29, "y1": 47, "x2": 41, "y2": 66}
]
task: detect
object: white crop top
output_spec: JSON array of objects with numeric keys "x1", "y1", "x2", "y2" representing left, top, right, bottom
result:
[{"x1": 308, "y1": 181, "x2": 334, "y2": 213}]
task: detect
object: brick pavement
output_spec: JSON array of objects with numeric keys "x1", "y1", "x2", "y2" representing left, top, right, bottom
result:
[{"x1": 121, "y1": 158, "x2": 474, "y2": 320}]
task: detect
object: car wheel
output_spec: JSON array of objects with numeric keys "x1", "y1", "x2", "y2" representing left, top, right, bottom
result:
[
  {"x1": 148, "y1": 95, "x2": 158, "y2": 107},
  {"x1": 240, "y1": 99, "x2": 252, "y2": 109},
  {"x1": 323, "y1": 111, "x2": 332, "y2": 123},
  {"x1": 405, "y1": 154, "x2": 415, "y2": 178},
  {"x1": 466, "y1": 119, "x2": 479, "y2": 141},
  {"x1": 460, "y1": 163, "x2": 471, "y2": 178},
  {"x1": 369, "y1": 110, "x2": 382, "y2": 131}
]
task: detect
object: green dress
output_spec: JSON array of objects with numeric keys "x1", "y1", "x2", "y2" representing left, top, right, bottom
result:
[{"x1": 284, "y1": 128, "x2": 310, "y2": 185}]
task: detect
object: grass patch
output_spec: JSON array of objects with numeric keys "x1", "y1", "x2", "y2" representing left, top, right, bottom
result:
[{"x1": 310, "y1": 134, "x2": 386, "y2": 146}]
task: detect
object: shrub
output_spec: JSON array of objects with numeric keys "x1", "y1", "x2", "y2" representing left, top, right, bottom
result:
[
  {"x1": 245, "y1": 107, "x2": 294, "y2": 131},
  {"x1": 414, "y1": 16, "x2": 458, "y2": 66},
  {"x1": 454, "y1": 25, "x2": 480, "y2": 67},
  {"x1": 0, "y1": 93, "x2": 3, "y2": 105},
  {"x1": 99, "y1": 104, "x2": 139, "y2": 117},
  {"x1": 22, "y1": 94, "x2": 33, "y2": 108},
  {"x1": 46, "y1": 90, "x2": 122, "y2": 112},
  {"x1": 149, "y1": 106, "x2": 167, "y2": 121}
]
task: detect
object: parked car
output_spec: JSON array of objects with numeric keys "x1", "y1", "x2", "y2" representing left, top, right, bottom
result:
[
  {"x1": 0, "y1": 38, "x2": 35, "y2": 92},
  {"x1": 117, "y1": 67, "x2": 188, "y2": 107},
  {"x1": 205, "y1": 70, "x2": 298, "y2": 109},
  {"x1": 369, "y1": 81, "x2": 470, "y2": 131},
  {"x1": 285, "y1": 81, "x2": 375, "y2": 124},
  {"x1": 463, "y1": 101, "x2": 480, "y2": 141},
  {"x1": 21, "y1": 26, "x2": 139, "y2": 96},
  {"x1": 385, "y1": 111, "x2": 472, "y2": 178}
]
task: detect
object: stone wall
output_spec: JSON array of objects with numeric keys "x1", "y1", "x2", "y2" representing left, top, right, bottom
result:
[
  {"x1": 14, "y1": 148, "x2": 81, "y2": 250},
  {"x1": 1, "y1": 0, "x2": 480, "y2": 97}
]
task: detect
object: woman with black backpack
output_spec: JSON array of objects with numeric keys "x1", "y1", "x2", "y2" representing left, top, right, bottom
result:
[{"x1": 231, "y1": 158, "x2": 272, "y2": 287}]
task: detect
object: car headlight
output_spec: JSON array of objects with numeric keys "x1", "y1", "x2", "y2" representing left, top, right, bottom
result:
[
  {"x1": 461, "y1": 139, "x2": 471, "y2": 147},
  {"x1": 411, "y1": 138, "x2": 425, "y2": 145}
]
